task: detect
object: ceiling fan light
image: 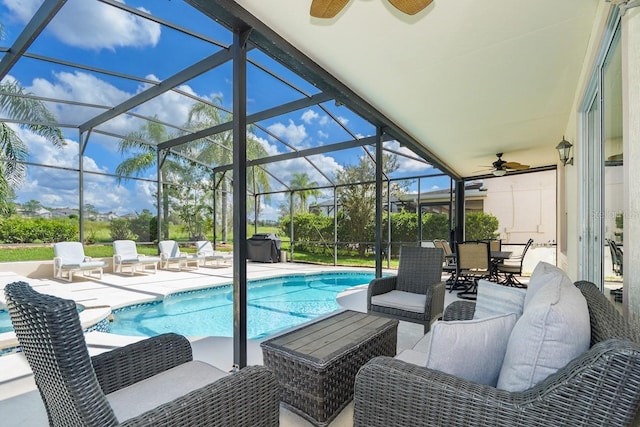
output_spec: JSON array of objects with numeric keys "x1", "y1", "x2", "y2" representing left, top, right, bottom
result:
[{"x1": 492, "y1": 169, "x2": 507, "y2": 177}]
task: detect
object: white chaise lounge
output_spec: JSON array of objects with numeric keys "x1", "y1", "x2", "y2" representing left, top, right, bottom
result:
[
  {"x1": 158, "y1": 240, "x2": 201, "y2": 270},
  {"x1": 196, "y1": 240, "x2": 233, "y2": 267},
  {"x1": 53, "y1": 242, "x2": 108, "y2": 282},
  {"x1": 113, "y1": 240, "x2": 161, "y2": 275}
]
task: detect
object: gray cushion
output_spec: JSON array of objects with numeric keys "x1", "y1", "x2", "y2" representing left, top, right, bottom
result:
[
  {"x1": 395, "y1": 348, "x2": 428, "y2": 366},
  {"x1": 473, "y1": 279, "x2": 526, "y2": 320},
  {"x1": 107, "y1": 360, "x2": 228, "y2": 422},
  {"x1": 424, "y1": 313, "x2": 517, "y2": 386},
  {"x1": 371, "y1": 290, "x2": 426, "y2": 313},
  {"x1": 524, "y1": 261, "x2": 564, "y2": 307},
  {"x1": 497, "y1": 263, "x2": 590, "y2": 392}
]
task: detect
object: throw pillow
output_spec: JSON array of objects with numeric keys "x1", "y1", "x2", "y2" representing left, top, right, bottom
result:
[
  {"x1": 424, "y1": 313, "x2": 517, "y2": 387},
  {"x1": 496, "y1": 267, "x2": 590, "y2": 392},
  {"x1": 473, "y1": 279, "x2": 526, "y2": 320},
  {"x1": 524, "y1": 261, "x2": 566, "y2": 308}
]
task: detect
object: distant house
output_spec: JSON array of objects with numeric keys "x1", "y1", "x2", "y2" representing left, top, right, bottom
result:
[
  {"x1": 50, "y1": 208, "x2": 79, "y2": 218},
  {"x1": 96, "y1": 211, "x2": 119, "y2": 222}
]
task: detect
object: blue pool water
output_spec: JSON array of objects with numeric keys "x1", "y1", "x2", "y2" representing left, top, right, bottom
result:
[
  {"x1": 110, "y1": 271, "x2": 377, "y2": 339},
  {"x1": 0, "y1": 311, "x2": 11, "y2": 334}
]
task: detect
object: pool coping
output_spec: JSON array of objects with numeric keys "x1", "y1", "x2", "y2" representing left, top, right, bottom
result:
[{"x1": 0, "y1": 264, "x2": 381, "y2": 354}]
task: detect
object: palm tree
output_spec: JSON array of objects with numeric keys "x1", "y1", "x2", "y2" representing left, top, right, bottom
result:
[
  {"x1": 187, "y1": 99, "x2": 271, "y2": 242},
  {"x1": 0, "y1": 80, "x2": 65, "y2": 216},
  {"x1": 115, "y1": 119, "x2": 180, "y2": 240},
  {"x1": 289, "y1": 172, "x2": 321, "y2": 214}
]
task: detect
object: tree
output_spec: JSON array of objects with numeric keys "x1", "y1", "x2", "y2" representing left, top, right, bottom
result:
[
  {"x1": 0, "y1": 80, "x2": 65, "y2": 216},
  {"x1": 464, "y1": 211, "x2": 499, "y2": 241},
  {"x1": 289, "y1": 172, "x2": 321, "y2": 214},
  {"x1": 115, "y1": 119, "x2": 181, "y2": 240},
  {"x1": 186, "y1": 99, "x2": 271, "y2": 242},
  {"x1": 336, "y1": 153, "x2": 401, "y2": 255},
  {"x1": 23, "y1": 199, "x2": 43, "y2": 216}
]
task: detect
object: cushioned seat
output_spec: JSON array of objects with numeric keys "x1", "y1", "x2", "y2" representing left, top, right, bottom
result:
[
  {"x1": 196, "y1": 240, "x2": 233, "y2": 267},
  {"x1": 4, "y1": 281, "x2": 280, "y2": 427},
  {"x1": 354, "y1": 267, "x2": 640, "y2": 427},
  {"x1": 368, "y1": 246, "x2": 445, "y2": 333},
  {"x1": 159, "y1": 240, "x2": 202, "y2": 270},
  {"x1": 113, "y1": 240, "x2": 160, "y2": 275},
  {"x1": 53, "y1": 241, "x2": 108, "y2": 282}
]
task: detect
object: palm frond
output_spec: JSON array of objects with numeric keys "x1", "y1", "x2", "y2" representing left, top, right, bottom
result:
[{"x1": 0, "y1": 81, "x2": 64, "y2": 147}]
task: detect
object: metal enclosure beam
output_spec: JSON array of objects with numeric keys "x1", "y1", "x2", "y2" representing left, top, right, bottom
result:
[
  {"x1": 375, "y1": 127, "x2": 383, "y2": 278},
  {"x1": 232, "y1": 29, "x2": 250, "y2": 370},
  {"x1": 157, "y1": 91, "x2": 332, "y2": 151},
  {"x1": 0, "y1": 0, "x2": 66, "y2": 80},
  {"x1": 184, "y1": 0, "x2": 460, "y2": 180},
  {"x1": 79, "y1": 48, "x2": 233, "y2": 133}
]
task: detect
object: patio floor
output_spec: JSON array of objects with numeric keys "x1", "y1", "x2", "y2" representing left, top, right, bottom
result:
[{"x1": 0, "y1": 261, "x2": 498, "y2": 426}]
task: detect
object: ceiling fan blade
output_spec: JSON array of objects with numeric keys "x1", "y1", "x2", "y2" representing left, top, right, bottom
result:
[
  {"x1": 310, "y1": 0, "x2": 351, "y2": 18},
  {"x1": 504, "y1": 162, "x2": 530, "y2": 170},
  {"x1": 387, "y1": 0, "x2": 433, "y2": 15}
]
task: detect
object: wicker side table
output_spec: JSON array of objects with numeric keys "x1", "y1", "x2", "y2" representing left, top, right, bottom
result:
[{"x1": 260, "y1": 310, "x2": 398, "y2": 426}]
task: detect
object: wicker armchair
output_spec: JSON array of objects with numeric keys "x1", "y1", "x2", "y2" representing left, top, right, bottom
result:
[
  {"x1": 368, "y1": 246, "x2": 445, "y2": 333},
  {"x1": 4, "y1": 281, "x2": 280, "y2": 427},
  {"x1": 354, "y1": 280, "x2": 640, "y2": 427}
]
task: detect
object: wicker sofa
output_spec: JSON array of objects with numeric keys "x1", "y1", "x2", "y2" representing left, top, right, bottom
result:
[
  {"x1": 5, "y1": 281, "x2": 280, "y2": 427},
  {"x1": 354, "y1": 280, "x2": 640, "y2": 427}
]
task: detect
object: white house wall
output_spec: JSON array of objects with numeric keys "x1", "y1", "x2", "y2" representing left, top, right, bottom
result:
[{"x1": 481, "y1": 170, "x2": 557, "y2": 245}]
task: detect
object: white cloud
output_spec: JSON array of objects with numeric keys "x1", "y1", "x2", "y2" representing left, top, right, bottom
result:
[
  {"x1": 384, "y1": 140, "x2": 433, "y2": 173},
  {"x1": 337, "y1": 116, "x2": 349, "y2": 126},
  {"x1": 2, "y1": 0, "x2": 161, "y2": 50},
  {"x1": 24, "y1": 71, "x2": 198, "y2": 150},
  {"x1": 317, "y1": 130, "x2": 329, "y2": 139},
  {"x1": 12, "y1": 125, "x2": 156, "y2": 215},
  {"x1": 267, "y1": 120, "x2": 308, "y2": 147},
  {"x1": 301, "y1": 109, "x2": 319, "y2": 124}
]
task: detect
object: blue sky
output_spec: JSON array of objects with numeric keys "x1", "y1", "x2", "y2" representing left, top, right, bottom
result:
[{"x1": 1, "y1": 0, "x2": 443, "y2": 220}]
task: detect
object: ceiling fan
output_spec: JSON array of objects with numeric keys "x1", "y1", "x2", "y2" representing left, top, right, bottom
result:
[
  {"x1": 478, "y1": 153, "x2": 530, "y2": 176},
  {"x1": 310, "y1": 0, "x2": 433, "y2": 18}
]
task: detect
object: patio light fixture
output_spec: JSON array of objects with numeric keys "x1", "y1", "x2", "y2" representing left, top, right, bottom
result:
[
  {"x1": 492, "y1": 169, "x2": 507, "y2": 177},
  {"x1": 556, "y1": 137, "x2": 573, "y2": 166}
]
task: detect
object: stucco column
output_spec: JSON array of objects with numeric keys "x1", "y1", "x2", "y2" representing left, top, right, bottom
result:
[{"x1": 623, "y1": 7, "x2": 640, "y2": 320}]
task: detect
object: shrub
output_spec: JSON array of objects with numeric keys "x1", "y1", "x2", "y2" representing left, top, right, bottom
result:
[
  {"x1": 109, "y1": 218, "x2": 136, "y2": 241},
  {"x1": 0, "y1": 217, "x2": 78, "y2": 243}
]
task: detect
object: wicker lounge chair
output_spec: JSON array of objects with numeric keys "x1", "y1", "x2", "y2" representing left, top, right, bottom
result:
[
  {"x1": 158, "y1": 240, "x2": 201, "y2": 270},
  {"x1": 112, "y1": 240, "x2": 160, "y2": 275},
  {"x1": 196, "y1": 240, "x2": 233, "y2": 267},
  {"x1": 53, "y1": 241, "x2": 108, "y2": 282},
  {"x1": 354, "y1": 280, "x2": 640, "y2": 427},
  {"x1": 367, "y1": 246, "x2": 445, "y2": 333},
  {"x1": 4, "y1": 281, "x2": 280, "y2": 427}
]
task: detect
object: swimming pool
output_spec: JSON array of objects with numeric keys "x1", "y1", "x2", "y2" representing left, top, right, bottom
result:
[
  {"x1": 110, "y1": 271, "x2": 377, "y2": 339},
  {"x1": 0, "y1": 311, "x2": 11, "y2": 334}
]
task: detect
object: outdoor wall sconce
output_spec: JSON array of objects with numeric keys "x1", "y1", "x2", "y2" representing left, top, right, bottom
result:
[{"x1": 556, "y1": 136, "x2": 573, "y2": 166}]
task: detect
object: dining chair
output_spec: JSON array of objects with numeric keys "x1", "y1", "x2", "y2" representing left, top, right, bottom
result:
[
  {"x1": 497, "y1": 238, "x2": 533, "y2": 287},
  {"x1": 452, "y1": 241, "x2": 491, "y2": 299}
]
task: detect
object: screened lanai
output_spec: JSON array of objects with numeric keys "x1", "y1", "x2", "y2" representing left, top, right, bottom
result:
[
  {"x1": 1, "y1": 0, "x2": 612, "y2": 366},
  {"x1": 0, "y1": 0, "x2": 463, "y2": 367}
]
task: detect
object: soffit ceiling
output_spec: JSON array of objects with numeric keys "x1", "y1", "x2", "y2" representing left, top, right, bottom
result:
[{"x1": 219, "y1": 0, "x2": 600, "y2": 178}]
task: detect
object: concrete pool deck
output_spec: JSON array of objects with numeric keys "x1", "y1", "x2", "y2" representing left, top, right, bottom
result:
[{"x1": 0, "y1": 262, "x2": 465, "y2": 426}]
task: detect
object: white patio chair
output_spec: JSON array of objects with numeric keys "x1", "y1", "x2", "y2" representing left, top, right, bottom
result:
[
  {"x1": 53, "y1": 242, "x2": 108, "y2": 282},
  {"x1": 113, "y1": 240, "x2": 161, "y2": 275},
  {"x1": 196, "y1": 240, "x2": 233, "y2": 267},
  {"x1": 158, "y1": 240, "x2": 201, "y2": 270}
]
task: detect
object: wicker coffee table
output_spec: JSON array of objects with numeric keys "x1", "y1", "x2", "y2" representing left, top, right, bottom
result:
[{"x1": 260, "y1": 310, "x2": 398, "y2": 426}]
